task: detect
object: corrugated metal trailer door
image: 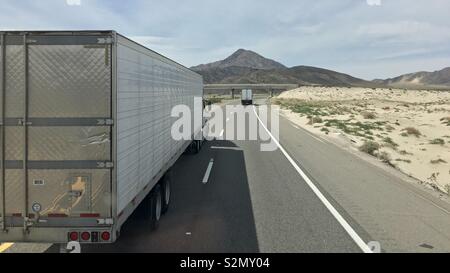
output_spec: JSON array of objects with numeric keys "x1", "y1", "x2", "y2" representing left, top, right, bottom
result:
[{"x1": 1, "y1": 33, "x2": 113, "y2": 230}]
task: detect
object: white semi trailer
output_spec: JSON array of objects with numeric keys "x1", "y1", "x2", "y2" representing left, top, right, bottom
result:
[
  {"x1": 0, "y1": 31, "x2": 203, "y2": 244},
  {"x1": 241, "y1": 89, "x2": 253, "y2": 105}
]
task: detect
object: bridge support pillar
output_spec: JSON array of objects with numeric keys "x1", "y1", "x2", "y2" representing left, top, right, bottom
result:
[{"x1": 231, "y1": 89, "x2": 235, "y2": 99}]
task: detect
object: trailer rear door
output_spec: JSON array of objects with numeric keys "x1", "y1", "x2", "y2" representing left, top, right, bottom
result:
[{"x1": 0, "y1": 33, "x2": 113, "y2": 231}]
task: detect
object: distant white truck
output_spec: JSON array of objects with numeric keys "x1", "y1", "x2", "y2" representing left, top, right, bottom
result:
[
  {"x1": 241, "y1": 89, "x2": 253, "y2": 105},
  {"x1": 0, "y1": 31, "x2": 204, "y2": 244}
]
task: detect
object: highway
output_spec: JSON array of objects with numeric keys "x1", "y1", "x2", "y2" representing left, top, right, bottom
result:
[
  {"x1": 7, "y1": 97, "x2": 450, "y2": 253},
  {"x1": 45, "y1": 98, "x2": 361, "y2": 253},
  {"x1": 277, "y1": 106, "x2": 450, "y2": 252}
]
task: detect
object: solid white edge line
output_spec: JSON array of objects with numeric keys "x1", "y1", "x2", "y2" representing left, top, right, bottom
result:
[
  {"x1": 202, "y1": 159, "x2": 215, "y2": 184},
  {"x1": 0, "y1": 243, "x2": 14, "y2": 253},
  {"x1": 253, "y1": 106, "x2": 373, "y2": 253}
]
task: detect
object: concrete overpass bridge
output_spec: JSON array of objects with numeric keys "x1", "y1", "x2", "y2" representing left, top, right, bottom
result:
[{"x1": 204, "y1": 84, "x2": 299, "y2": 98}]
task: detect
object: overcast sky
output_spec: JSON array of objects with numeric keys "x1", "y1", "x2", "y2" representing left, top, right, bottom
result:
[{"x1": 1, "y1": 0, "x2": 449, "y2": 80}]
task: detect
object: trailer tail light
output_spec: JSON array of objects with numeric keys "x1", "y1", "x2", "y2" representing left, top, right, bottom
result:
[
  {"x1": 68, "y1": 231, "x2": 110, "y2": 242},
  {"x1": 80, "y1": 213, "x2": 100, "y2": 218},
  {"x1": 81, "y1": 232, "x2": 90, "y2": 241},
  {"x1": 69, "y1": 232, "x2": 79, "y2": 241},
  {"x1": 101, "y1": 231, "x2": 111, "y2": 241}
]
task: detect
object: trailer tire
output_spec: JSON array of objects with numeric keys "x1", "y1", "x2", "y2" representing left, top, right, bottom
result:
[
  {"x1": 192, "y1": 140, "x2": 201, "y2": 154},
  {"x1": 148, "y1": 184, "x2": 162, "y2": 230},
  {"x1": 161, "y1": 173, "x2": 171, "y2": 214}
]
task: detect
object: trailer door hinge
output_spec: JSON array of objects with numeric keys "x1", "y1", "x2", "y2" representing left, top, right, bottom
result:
[{"x1": 97, "y1": 119, "x2": 114, "y2": 126}]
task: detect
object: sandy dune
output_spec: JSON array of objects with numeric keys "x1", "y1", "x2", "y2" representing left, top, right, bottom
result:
[{"x1": 275, "y1": 86, "x2": 450, "y2": 194}]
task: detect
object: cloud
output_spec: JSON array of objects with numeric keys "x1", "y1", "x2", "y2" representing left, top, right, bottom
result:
[
  {"x1": 0, "y1": 0, "x2": 448, "y2": 80},
  {"x1": 366, "y1": 0, "x2": 381, "y2": 6},
  {"x1": 66, "y1": 0, "x2": 81, "y2": 6}
]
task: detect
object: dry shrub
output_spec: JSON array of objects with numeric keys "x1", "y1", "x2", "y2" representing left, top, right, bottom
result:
[
  {"x1": 402, "y1": 127, "x2": 421, "y2": 137},
  {"x1": 359, "y1": 141, "x2": 380, "y2": 156},
  {"x1": 430, "y1": 159, "x2": 447, "y2": 164},
  {"x1": 361, "y1": 111, "x2": 377, "y2": 119}
]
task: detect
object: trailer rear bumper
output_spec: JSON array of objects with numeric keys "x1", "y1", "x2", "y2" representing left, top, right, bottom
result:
[{"x1": 0, "y1": 226, "x2": 115, "y2": 244}]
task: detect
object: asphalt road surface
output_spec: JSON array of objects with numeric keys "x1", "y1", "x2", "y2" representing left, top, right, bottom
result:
[{"x1": 23, "y1": 98, "x2": 450, "y2": 252}]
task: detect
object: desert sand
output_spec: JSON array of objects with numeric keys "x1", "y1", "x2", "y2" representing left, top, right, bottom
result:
[{"x1": 275, "y1": 86, "x2": 450, "y2": 194}]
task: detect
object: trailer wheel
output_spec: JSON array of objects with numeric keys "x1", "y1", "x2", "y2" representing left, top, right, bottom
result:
[
  {"x1": 161, "y1": 173, "x2": 171, "y2": 214},
  {"x1": 148, "y1": 184, "x2": 162, "y2": 230},
  {"x1": 194, "y1": 141, "x2": 199, "y2": 154},
  {"x1": 191, "y1": 140, "x2": 200, "y2": 154}
]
